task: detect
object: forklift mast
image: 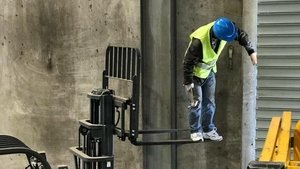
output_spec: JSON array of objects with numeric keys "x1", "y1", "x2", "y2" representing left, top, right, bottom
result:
[{"x1": 70, "y1": 46, "x2": 202, "y2": 169}]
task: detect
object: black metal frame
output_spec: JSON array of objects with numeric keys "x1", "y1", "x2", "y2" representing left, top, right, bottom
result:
[
  {"x1": 247, "y1": 161, "x2": 285, "y2": 169},
  {"x1": 70, "y1": 89, "x2": 115, "y2": 169},
  {"x1": 70, "y1": 45, "x2": 203, "y2": 169},
  {"x1": 103, "y1": 46, "x2": 202, "y2": 145},
  {"x1": 0, "y1": 135, "x2": 51, "y2": 169}
]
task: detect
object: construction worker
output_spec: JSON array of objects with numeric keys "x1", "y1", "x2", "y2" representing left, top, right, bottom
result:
[{"x1": 183, "y1": 17, "x2": 257, "y2": 142}]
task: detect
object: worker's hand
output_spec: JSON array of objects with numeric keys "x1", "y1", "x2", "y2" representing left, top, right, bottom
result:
[
  {"x1": 250, "y1": 52, "x2": 257, "y2": 66},
  {"x1": 185, "y1": 83, "x2": 194, "y2": 92}
]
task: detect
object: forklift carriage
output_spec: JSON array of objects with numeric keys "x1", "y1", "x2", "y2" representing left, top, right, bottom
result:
[{"x1": 70, "y1": 46, "x2": 203, "y2": 169}]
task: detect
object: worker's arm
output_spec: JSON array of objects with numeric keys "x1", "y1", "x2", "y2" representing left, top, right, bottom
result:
[
  {"x1": 236, "y1": 28, "x2": 257, "y2": 65},
  {"x1": 183, "y1": 38, "x2": 203, "y2": 85}
]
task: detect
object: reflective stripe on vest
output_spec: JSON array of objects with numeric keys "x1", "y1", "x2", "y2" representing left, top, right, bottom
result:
[
  {"x1": 190, "y1": 22, "x2": 227, "y2": 78},
  {"x1": 196, "y1": 60, "x2": 217, "y2": 70}
]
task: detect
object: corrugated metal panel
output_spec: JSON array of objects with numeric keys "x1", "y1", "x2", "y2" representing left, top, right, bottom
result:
[{"x1": 257, "y1": 0, "x2": 300, "y2": 159}]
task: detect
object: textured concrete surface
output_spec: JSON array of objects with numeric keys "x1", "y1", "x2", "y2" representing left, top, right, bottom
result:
[
  {"x1": 242, "y1": 0, "x2": 258, "y2": 168},
  {"x1": 141, "y1": 0, "x2": 172, "y2": 169},
  {"x1": 0, "y1": 0, "x2": 256, "y2": 169},
  {"x1": 142, "y1": 0, "x2": 247, "y2": 169},
  {"x1": 0, "y1": 0, "x2": 141, "y2": 168}
]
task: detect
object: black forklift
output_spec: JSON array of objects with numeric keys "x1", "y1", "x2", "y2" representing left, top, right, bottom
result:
[{"x1": 69, "y1": 46, "x2": 203, "y2": 169}]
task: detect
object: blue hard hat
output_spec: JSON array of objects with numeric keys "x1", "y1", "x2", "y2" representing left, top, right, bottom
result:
[{"x1": 212, "y1": 17, "x2": 237, "y2": 42}]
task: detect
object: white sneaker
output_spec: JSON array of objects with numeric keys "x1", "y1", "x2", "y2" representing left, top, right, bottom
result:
[
  {"x1": 190, "y1": 132, "x2": 204, "y2": 142},
  {"x1": 203, "y1": 128, "x2": 223, "y2": 141}
]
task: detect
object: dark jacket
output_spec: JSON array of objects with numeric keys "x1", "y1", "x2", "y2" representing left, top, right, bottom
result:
[{"x1": 183, "y1": 27, "x2": 255, "y2": 85}]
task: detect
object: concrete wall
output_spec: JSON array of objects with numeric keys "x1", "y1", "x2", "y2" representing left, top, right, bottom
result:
[
  {"x1": 242, "y1": 0, "x2": 257, "y2": 168},
  {"x1": 0, "y1": 0, "x2": 142, "y2": 168},
  {"x1": 0, "y1": 0, "x2": 255, "y2": 169},
  {"x1": 141, "y1": 0, "x2": 246, "y2": 169}
]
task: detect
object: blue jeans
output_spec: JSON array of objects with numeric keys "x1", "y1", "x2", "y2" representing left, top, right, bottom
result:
[{"x1": 188, "y1": 71, "x2": 216, "y2": 133}]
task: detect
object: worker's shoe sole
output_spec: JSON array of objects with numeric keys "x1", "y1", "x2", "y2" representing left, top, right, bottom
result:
[{"x1": 190, "y1": 132, "x2": 204, "y2": 142}]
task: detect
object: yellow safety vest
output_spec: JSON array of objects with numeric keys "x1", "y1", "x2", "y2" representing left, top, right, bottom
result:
[{"x1": 190, "y1": 22, "x2": 227, "y2": 78}]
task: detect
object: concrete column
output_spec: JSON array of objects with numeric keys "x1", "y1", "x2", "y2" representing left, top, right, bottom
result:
[
  {"x1": 141, "y1": 0, "x2": 172, "y2": 169},
  {"x1": 242, "y1": 0, "x2": 258, "y2": 168}
]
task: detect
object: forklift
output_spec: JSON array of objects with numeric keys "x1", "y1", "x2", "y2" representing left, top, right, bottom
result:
[{"x1": 69, "y1": 46, "x2": 204, "y2": 169}]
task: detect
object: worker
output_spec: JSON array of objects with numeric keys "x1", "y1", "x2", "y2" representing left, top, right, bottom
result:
[{"x1": 183, "y1": 17, "x2": 257, "y2": 142}]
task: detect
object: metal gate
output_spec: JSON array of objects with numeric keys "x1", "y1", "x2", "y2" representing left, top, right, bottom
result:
[{"x1": 256, "y1": 0, "x2": 300, "y2": 159}]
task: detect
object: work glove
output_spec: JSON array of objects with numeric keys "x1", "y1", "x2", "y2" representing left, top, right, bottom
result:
[{"x1": 185, "y1": 83, "x2": 194, "y2": 92}]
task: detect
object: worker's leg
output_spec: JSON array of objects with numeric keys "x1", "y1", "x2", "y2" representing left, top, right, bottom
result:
[
  {"x1": 188, "y1": 82, "x2": 203, "y2": 133},
  {"x1": 201, "y1": 72, "x2": 223, "y2": 141},
  {"x1": 188, "y1": 78, "x2": 204, "y2": 141},
  {"x1": 201, "y1": 71, "x2": 216, "y2": 132}
]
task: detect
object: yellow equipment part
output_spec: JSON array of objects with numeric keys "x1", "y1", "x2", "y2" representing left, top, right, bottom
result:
[
  {"x1": 259, "y1": 111, "x2": 291, "y2": 163},
  {"x1": 259, "y1": 116, "x2": 281, "y2": 162},
  {"x1": 287, "y1": 121, "x2": 300, "y2": 169},
  {"x1": 272, "y1": 111, "x2": 291, "y2": 163},
  {"x1": 248, "y1": 111, "x2": 300, "y2": 169},
  {"x1": 287, "y1": 161, "x2": 300, "y2": 169},
  {"x1": 294, "y1": 121, "x2": 300, "y2": 161}
]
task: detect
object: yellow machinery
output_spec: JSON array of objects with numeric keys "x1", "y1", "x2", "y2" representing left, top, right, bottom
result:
[{"x1": 248, "y1": 111, "x2": 300, "y2": 169}]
